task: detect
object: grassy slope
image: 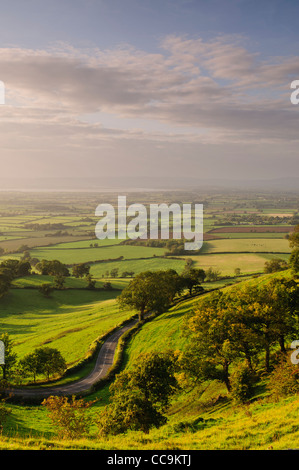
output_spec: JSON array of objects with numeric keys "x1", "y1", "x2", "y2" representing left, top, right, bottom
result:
[
  {"x1": 2, "y1": 269, "x2": 299, "y2": 450},
  {"x1": 0, "y1": 287, "x2": 133, "y2": 366}
]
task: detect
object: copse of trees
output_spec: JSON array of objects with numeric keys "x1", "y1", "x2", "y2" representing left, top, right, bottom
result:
[
  {"x1": 181, "y1": 278, "x2": 299, "y2": 393},
  {"x1": 35, "y1": 259, "x2": 70, "y2": 277},
  {"x1": 0, "y1": 333, "x2": 67, "y2": 385},
  {"x1": 0, "y1": 259, "x2": 31, "y2": 279},
  {"x1": 264, "y1": 258, "x2": 288, "y2": 273},
  {"x1": 20, "y1": 347, "x2": 66, "y2": 382},
  {"x1": 0, "y1": 259, "x2": 32, "y2": 299},
  {"x1": 117, "y1": 268, "x2": 206, "y2": 321},
  {"x1": 72, "y1": 263, "x2": 90, "y2": 278}
]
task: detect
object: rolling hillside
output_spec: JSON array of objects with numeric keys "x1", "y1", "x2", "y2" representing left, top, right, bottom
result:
[{"x1": 2, "y1": 269, "x2": 299, "y2": 450}]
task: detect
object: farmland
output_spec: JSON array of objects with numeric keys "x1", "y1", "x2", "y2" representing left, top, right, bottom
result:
[
  {"x1": 0, "y1": 189, "x2": 295, "y2": 279},
  {"x1": 0, "y1": 188, "x2": 298, "y2": 449},
  {"x1": 0, "y1": 187, "x2": 298, "y2": 364}
]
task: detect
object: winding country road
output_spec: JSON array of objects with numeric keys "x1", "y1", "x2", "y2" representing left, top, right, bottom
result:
[{"x1": 4, "y1": 318, "x2": 138, "y2": 401}]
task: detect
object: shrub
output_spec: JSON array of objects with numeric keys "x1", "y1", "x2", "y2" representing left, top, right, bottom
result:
[
  {"x1": 230, "y1": 363, "x2": 257, "y2": 404},
  {"x1": 42, "y1": 395, "x2": 94, "y2": 440},
  {"x1": 267, "y1": 354, "x2": 299, "y2": 400}
]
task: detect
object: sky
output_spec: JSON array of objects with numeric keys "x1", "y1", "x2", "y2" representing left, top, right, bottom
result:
[{"x1": 0, "y1": 0, "x2": 299, "y2": 187}]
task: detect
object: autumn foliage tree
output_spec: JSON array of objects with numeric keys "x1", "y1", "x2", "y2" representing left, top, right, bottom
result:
[
  {"x1": 182, "y1": 278, "x2": 299, "y2": 391},
  {"x1": 42, "y1": 395, "x2": 94, "y2": 439}
]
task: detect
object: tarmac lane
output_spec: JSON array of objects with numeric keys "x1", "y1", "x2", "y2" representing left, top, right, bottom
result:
[{"x1": 3, "y1": 318, "x2": 138, "y2": 400}]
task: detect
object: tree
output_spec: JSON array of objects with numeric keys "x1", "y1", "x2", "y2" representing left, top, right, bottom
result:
[
  {"x1": 97, "y1": 389, "x2": 166, "y2": 436},
  {"x1": 0, "y1": 268, "x2": 12, "y2": 299},
  {"x1": 289, "y1": 225, "x2": 299, "y2": 249},
  {"x1": 264, "y1": 258, "x2": 288, "y2": 273},
  {"x1": 251, "y1": 278, "x2": 299, "y2": 369},
  {"x1": 38, "y1": 283, "x2": 54, "y2": 298},
  {"x1": 103, "y1": 281, "x2": 112, "y2": 290},
  {"x1": 19, "y1": 351, "x2": 40, "y2": 383},
  {"x1": 110, "y1": 268, "x2": 119, "y2": 278},
  {"x1": 267, "y1": 354, "x2": 299, "y2": 400},
  {"x1": 230, "y1": 362, "x2": 257, "y2": 404},
  {"x1": 118, "y1": 270, "x2": 181, "y2": 321},
  {"x1": 183, "y1": 291, "x2": 240, "y2": 392},
  {"x1": 205, "y1": 267, "x2": 221, "y2": 282},
  {"x1": 34, "y1": 347, "x2": 66, "y2": 380},
  {"x1": 86, "y1": 274, "x2": 96, "y2": 289},
  {"x1": 290, "y1": 248, "x2": 299, "y2": 273},
  {"x1": 97, "y1": 351, "x2": 179, "y2": 435},
  {"x1": 35, "y1": 259, "x2": 69, "y2": 277},
  {"x1": 0, "y1": 259, "x2": 31, "y2": 277},
  {"x1": 53, "y1": 273, "x2": 66, "y2": 290},
  {"x1": 180, "y1": 268, "x2": 205, "y2": 295},
  {"x1": 16, "y1": 260, "x2": 31, "y2": 276},
  {"x1": 182, "y1": 278, "x2": 299, "y2": 389},
  {"x1": 42, "y1": 395, "x2": 93, "y2": 439},
  {"x1": 72, "y1": 263, "x2": 90, "y2": 278}
]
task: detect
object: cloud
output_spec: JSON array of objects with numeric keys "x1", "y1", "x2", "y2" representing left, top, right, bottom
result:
[{"x1": 0, "y1": 35, "x2": 298, "y2": 180}]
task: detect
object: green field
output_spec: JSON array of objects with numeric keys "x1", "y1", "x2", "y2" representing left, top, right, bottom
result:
[
  {"x1": 0, "y1": 189, "x2": 298, "y2": 450},
  {"x1": 0, "y1": 288, "x2": 132, "y2": 366},
  {"x1": 2, "y1": 270, "x2": 299, "y2": 450},
  {"x1": 29, "y1": 244, "x2": 167, "y2": 265},
  {"x1": 201, "y1": 238, "x2": 291, "y2": 254},
  {"x1": 90, "y1": 256, "x2": 187, "y2": 278},
  {"x1": 191, "y1": 252, "x2": 291, "y2": 276}
]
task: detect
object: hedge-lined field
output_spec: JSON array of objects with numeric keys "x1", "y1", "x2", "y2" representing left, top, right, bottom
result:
[{"x1": 0, "y1": 288, "x2": 133, "y2": 366}]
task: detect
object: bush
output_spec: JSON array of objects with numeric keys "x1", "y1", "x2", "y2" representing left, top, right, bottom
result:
[
  {"x1": 267, "y1": 354, "x2": 299, "y2": 400},
  {"x1": 96, "y1": 351, "x2": 179, "y2": 435},
  {"x1": 42, "y1": 395, "x2": 94, "y2": 440},
  {"x1": 230, "y1": 363, "x2": 257, "y2": 404}
]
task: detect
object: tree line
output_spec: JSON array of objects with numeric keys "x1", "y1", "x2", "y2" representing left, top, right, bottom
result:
[
  {"x1": 117, "y1": 267, "x2": 206, "y2": 321},
  {"x1": 0, "y1": 332, "x2": 66, "y2": 383}
]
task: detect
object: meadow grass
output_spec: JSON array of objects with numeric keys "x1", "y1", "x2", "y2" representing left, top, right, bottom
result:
[
  {"x1": 0, "y1": 287, "x2": 133, "y2": 365},
  {"x1": 201, "y1": 238, "x2": 291, "y2": 254},
  {"x1": 1, "y1": 270, "x2": 299, "y2": 450},
  {"x1": 190, "y1": 252, "x2": 291, "y2": 276},
  {"x1": 210, "y1": 232, "x2": 286, "y2": 238},
  {"x1": 29, "y1": 244, "x2": 167, "y2": 265},
  {"x1": 90, "y1": 256, "x2": 187, "y2": 278}
]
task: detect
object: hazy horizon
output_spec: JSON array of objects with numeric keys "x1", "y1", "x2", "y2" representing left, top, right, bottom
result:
[{"x1": 0, "y1": 175, "x2": 299, "y2": 193}]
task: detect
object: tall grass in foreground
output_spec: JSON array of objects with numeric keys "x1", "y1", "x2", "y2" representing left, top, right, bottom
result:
[{"x1": 1, "y1": 395, "x2": 299, "y2": 450}]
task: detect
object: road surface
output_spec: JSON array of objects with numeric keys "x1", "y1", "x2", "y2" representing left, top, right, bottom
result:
[{"x1": 3, "y1": 319, "x2": 137, "y2": 401}]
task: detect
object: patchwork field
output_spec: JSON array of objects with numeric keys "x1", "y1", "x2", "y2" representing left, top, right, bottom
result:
[
  {"x1": 191, "y1": 252, "x2": 290, "y2": 276},
  {"x1": 201, "y1": 238, "x2": 291, "y2": 254},
  {"x1": 0, "y1": 190, "x2": 298, "y2": 450}
]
